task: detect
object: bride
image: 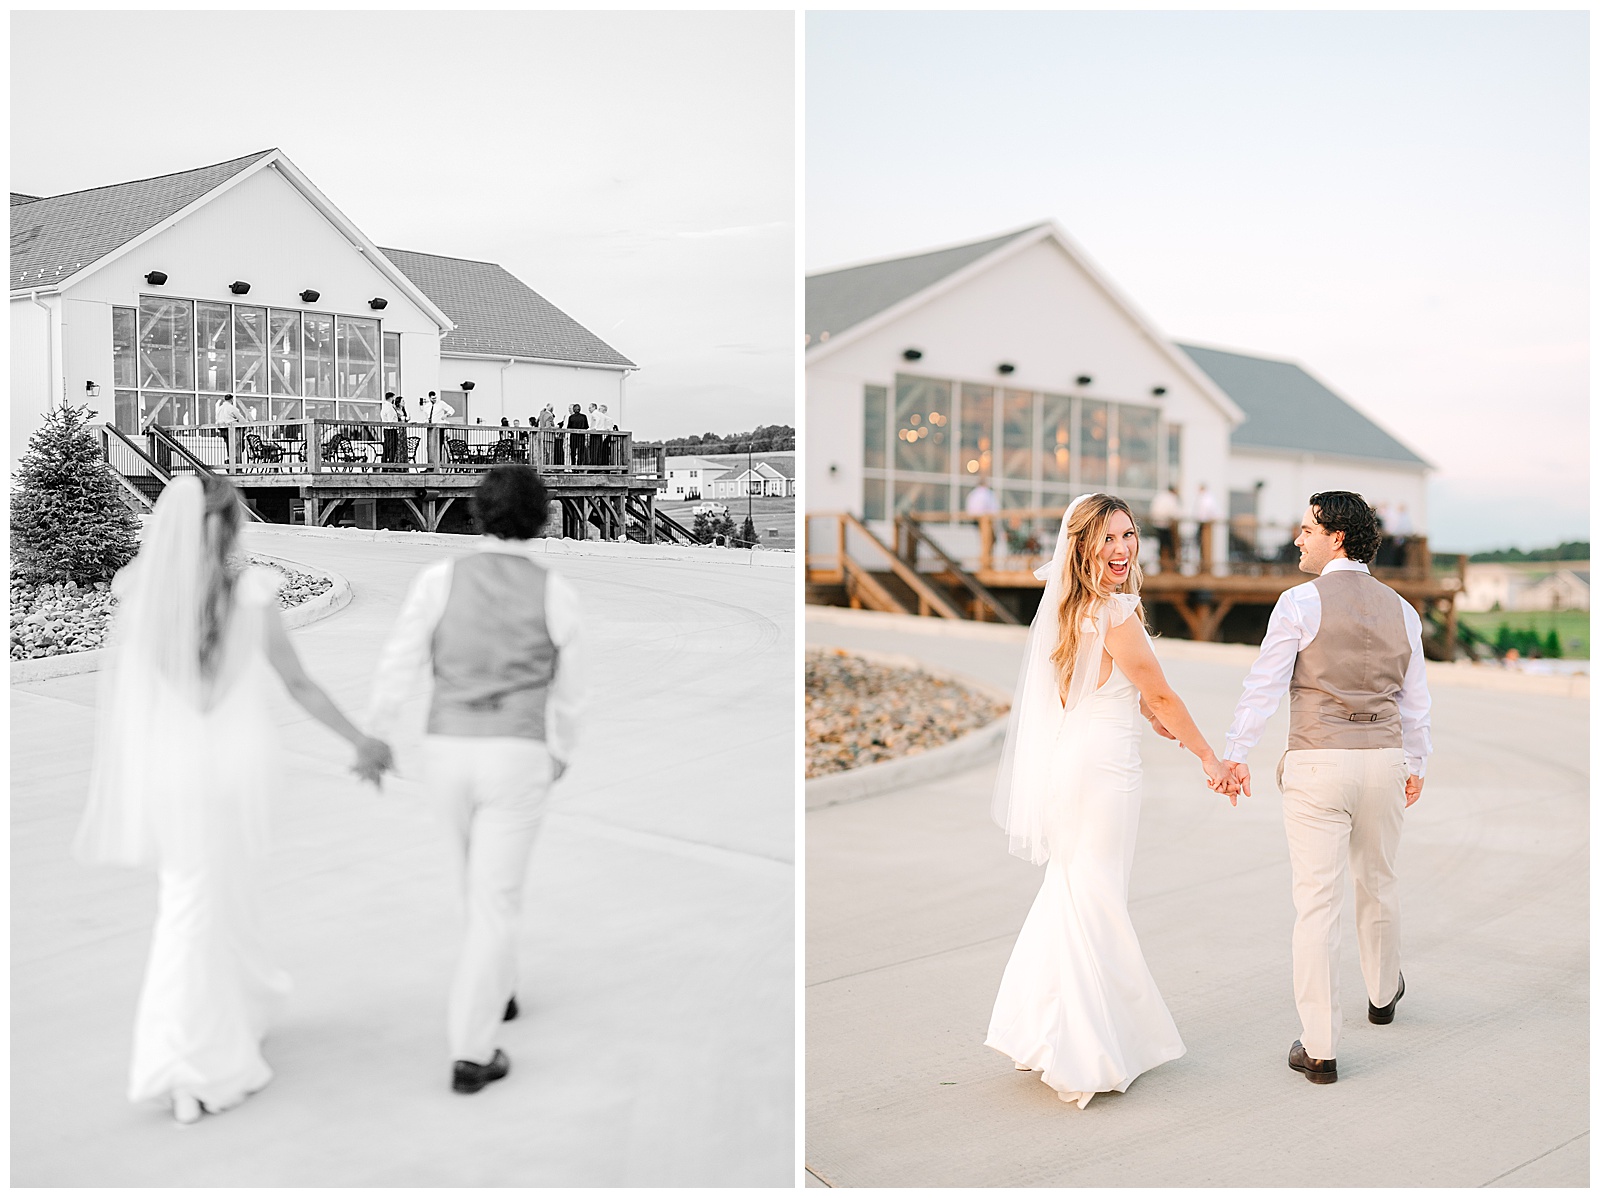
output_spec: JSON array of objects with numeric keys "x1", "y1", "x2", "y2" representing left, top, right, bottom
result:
[
  {"x1": 74, "y1": 473, "x2": 392, "y2": 1125},
  {"x1": 986, "y1": 492, "x2": 1235, "y2": 1107}
]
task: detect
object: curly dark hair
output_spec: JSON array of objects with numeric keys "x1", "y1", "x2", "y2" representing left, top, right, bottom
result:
[
  {"x1": 1308, "y1": 490, "x2": 1381, "y2": 564},
  {"x1": 471, "y1": 465, "x2": 550, "y2": 540}
]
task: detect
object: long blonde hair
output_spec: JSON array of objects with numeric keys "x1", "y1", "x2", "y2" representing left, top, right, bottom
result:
[
  {"x1": 1047, "y1": 493, "x2": 1144, "y2": 701},
  {"x1": 196, "y1": 472, "x2": 244, "y2": 681}
]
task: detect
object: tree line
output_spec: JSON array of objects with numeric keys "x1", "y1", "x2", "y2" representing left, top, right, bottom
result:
[{"x1": 657, "y1": 425, "x2": 795, "y2": 456}]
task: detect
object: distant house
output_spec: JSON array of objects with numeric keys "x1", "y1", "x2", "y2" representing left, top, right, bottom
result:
[
  {"x1": 664, "y1": 455, "x2": 733, "y2": 500},
  {"x1": 1458, "y1": 562, "x2": 1591, "y2": 612}
]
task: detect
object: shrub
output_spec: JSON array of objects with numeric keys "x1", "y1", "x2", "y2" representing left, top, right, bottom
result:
[{"x1": 11, "y1": 403, "x2": 140, "y2": 585}]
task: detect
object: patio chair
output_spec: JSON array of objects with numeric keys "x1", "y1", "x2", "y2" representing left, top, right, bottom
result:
[{"x1": 243, "y1": 433, "x2": 282, "y2": 471}]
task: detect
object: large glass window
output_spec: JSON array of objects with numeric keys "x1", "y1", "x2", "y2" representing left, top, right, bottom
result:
[
  {"x1": 893, "y1": 375, "x2": 950, "y2": 475},
  {"x1": 865, "y1": 370, "x2": 1161, "y2": 526},
  {"x1": 270, "y1": 310, "x2": 301, "y2": 395},
  {"x1": 893, "y1": 479, "x2": 949, "y2": 515},
  {"x1": 233, "y1": 306, "x2": 267, "y2": 394},
  {"x1": 382, "y1": 331, "x2": 401, "y2": 398},
  {"x1": 862, "y1": 384, "x2": 887, "y2": 470},
  {"x1": 958, "y1": 382, "x2": 993, "y2": 479},
  {"x1": 1166, "y1": 425, "x2": 1182, "y2": 491},
  {"x1": 112, "y1": 308, "x2": 138, "y2": 388},
  {"x1": 337, "y1": 316, "x2": 381, "y2": 401},
  {"x1": 1001, "y1": 388, "x2": 1033, "y2": 484},
  {"x1": 113, "y1": 389, "x2": 138, "y2": 432},
  {"x1": 1079, "y1": 399, "x2": 1109, "y2": 487},
  {"x1": 304, "y1": 314, "x2": 336, "y2": 398},
  {"x1": 1041, "y1": 393, "x2": 1072, "y2": 484},
  {"x1": 1118, "y1": 404, "x2": 1159, "y2": 491},
  {"x1": 138, "y1": 297, "x2": 193, "y2": 391},
  {"x1": 195, "y1": 303, "x2": 231, "y2": 394}
]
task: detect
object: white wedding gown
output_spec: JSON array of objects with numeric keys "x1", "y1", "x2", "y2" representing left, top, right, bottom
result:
[
  {"x1": 106, "y1": 568, "x2": 293, "y2": 1110},
  {"x1": 985, "y1": 649, "x2": 1186, "y2": 1107}
]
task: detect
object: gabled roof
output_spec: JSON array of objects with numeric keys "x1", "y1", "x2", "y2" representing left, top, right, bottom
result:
[
  {"x1": 1177, "y1": 343, "x2": 1430, "y2": 469},
  {"x1": 806, "y1": 225, "x2": 1043, "y2": 345},
  {"x1": 666, "y1": 456, "x2": 735, "y2": 476},
  {"x1": 10, "y1": 150, "x2": 274, "y2": 291},
  {"x1": 380, "y1": 248, "x2": 634, "y2": 369},
  {"x1": 695, "y1": 450, "x2": 796, "y2": 480},
  {"x1": 805, "y1": 222, "x2": 1245, "y2": 426}
]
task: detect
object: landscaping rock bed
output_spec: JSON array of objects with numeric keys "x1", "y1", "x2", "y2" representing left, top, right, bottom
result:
[
  {"x1": 10, "y1": 557, "x2": 332, "y2": 661},
  {"x1": 805, "y1": 647, "x2": 1010, "y2": 779}
]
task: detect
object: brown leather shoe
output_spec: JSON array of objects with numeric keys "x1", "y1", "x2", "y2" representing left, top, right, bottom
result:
[
  {"x1": 452, "y1": 1049, "x2": 510, "y2": 1094},
  {"x1": 1368, "y1": 972, "x2": 1404, "y2": 1025},
  {"x1": 1288, "y1": 1040, "x2": 1337, "y2": 1084}
]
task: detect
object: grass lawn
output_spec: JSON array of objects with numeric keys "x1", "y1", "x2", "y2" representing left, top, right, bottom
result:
[
  {"x1": 657, "y1": 495, "x2": 796, "y2": 550},
  {"x1": 1457, "y1": 609, "x2": 1590, "y2": 658}
]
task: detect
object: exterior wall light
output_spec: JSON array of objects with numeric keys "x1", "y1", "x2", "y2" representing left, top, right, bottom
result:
[
  {"x1": 300, "y1": 289, "x2": 321, "y2": 304},
  {"x1": 1152, "y1": 386, "x2": 1167, "y2": 397},
  {"x1": 230, "y1": 281, "x2": 251, "y2": 295},
  {"x1": 997, "y1": 362, "x2": 1016, "y2": 375},
  {"x1": 903, "y1": 348, "x2": 923, "y2": 361},
  {"x1": 460, "y1": 381, "x2": 476, "y2": 391},
  {"x1": 369, "y1": 297, "x2": 388, "y2": 310},
  {"x1": 144, "y1": 271, "x2": 168, "y2": 286},
  {"x1": 85, "y1": 381, "x2": 101, "y2": 397},
  {"x1": 1076, "y1": 375, "x2": 1093, "y2": 387}
]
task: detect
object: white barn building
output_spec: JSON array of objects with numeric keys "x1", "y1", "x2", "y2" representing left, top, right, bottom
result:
[
  {"x1": 10, "y1": 149, "x2": 633, "y2": 468},
  {"x1": 805, "y1": 222, "x2": 1431, "y2": 563}
]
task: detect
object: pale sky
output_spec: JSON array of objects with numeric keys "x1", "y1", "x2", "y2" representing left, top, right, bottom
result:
[
  {"x1": 808, "y1": 10, "x2": 1588, "y2": 553},
  {"x1": 12, "y1": 10, "x2": 795, "y2": 443}
]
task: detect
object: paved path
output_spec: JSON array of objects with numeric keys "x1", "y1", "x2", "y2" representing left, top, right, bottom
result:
[
  {"x1": 805, "y1": 607, "x2": 1588, "y2": 1188},
  {"x1": 12, "y1": 527, "x2": 794, "y2": 1187}
]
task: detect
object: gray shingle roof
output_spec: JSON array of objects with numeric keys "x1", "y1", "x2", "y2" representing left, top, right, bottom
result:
[
  {"x1": 10, "y1": 151, "x2": 274, "y2": 291},
  {"x1": 11, "y1": 193, "x2": 42, "y2": 206},
  {"x1": 1177, "y1": 343, "x2": 1429, "y2": 467},
  {"x1": 806, "y1": 225, "x2": 1044, "y2": 344},
  {"x1": 379, "y1": 247, "x2": 634, "y2": 369}
]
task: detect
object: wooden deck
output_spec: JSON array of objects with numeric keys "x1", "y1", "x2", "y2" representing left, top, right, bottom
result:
[
  {"x1": 102, "y1": 420, "x2": 677, "y2": 541},
  {"x1": 805, "y1": 509, "x2": 1468, "y2": 658}
]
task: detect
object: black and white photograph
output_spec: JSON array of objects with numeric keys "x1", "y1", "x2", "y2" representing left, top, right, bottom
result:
[
  {"x1": 11, "y1": 9, "x2": 795, "y2": 1187},
  {"x1": 803, "y1": 9, "x2": 1587, "y2": 1188}
]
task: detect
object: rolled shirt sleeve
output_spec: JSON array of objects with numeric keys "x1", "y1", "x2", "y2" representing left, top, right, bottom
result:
[
  {"x1": 1223, "y1": 584, "x2": 1316, "y2": 764},
  {"x1": 364, "y1": 561, "x2": 452, "y2": 745}
]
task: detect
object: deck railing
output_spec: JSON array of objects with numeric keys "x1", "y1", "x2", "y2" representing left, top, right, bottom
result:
[{"x1": 137, "y1": 420, "x2": 642, "y2": 478}]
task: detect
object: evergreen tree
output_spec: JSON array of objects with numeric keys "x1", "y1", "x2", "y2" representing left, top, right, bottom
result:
[
  {"x1": 1543, "y1": 629, "x2": 1563, "y2": 658},
  {"x1": 11, "y1": 403, "x2": 140, "y2": 586},
  {"x1": 1494, "y1": 623, "x2": 1513, "y2": 654},
  {"x1": 737, "y1": 514, "x2": 760, "y2": 548}
]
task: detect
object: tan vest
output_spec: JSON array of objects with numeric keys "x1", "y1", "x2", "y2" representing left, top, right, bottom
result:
[
  {"x1": 427, "y1": 554, "x2": 558, "y2": 740},
  {"x1": 1286, "y1": 569, "x2": 1411, "y2": 751}
]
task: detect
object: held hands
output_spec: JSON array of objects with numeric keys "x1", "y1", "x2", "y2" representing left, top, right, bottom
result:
[
  {"x1": 352, "y1": 736, "x2": 395, "y2": 788},
  {"x1": 1405, "y1": 774, "x2": 1424, "y2": 808},
  {"x1": 1202, "y1": 757, "x2": 1251, "y2": 806}
]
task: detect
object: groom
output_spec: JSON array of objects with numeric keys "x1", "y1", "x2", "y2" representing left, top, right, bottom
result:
[
  {"x1": 366, "y1": 464, "x2": 585, "y2": 1094},
  {"x1": 1218, "y1": 492, "x2": 1431, "y2": 1085}
]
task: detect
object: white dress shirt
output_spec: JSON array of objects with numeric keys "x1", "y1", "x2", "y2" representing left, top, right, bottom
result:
[
  {"x1": 365, "y1": 538, "x2": 586, "y2": 766},
  {"x1": 1223, "y1": 558, "x2": 1433, "y2": 777}
]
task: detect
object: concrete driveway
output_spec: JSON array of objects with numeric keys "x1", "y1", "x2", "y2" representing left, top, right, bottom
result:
[
  {"x1": 11, "y1": 526, "x2": 795, "y2": 1187},
  {"x1": 805, "y1": 607, "x2": 1588, "y2": 1188}
]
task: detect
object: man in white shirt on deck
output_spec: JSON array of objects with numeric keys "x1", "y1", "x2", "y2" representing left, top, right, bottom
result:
[
  {"x1": 1218, "y1": 491, "x2": 1431, "y2": 1087},
  {"x1": 366, "y1": 465, "x2": 585, "y2": 1096}
]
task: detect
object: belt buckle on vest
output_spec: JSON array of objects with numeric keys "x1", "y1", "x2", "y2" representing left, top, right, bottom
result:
[{"x1": 1347, "y1": 712, "x2": 1379, "y2": 723}]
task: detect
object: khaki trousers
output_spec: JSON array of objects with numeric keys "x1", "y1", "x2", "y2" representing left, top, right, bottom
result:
[
  {"x1": 423, "y1": 735, "x2": 554, "y2": 1065},
  {"x1": 1279, "y1": 747, "x2": 1408, "y2": 1060}
]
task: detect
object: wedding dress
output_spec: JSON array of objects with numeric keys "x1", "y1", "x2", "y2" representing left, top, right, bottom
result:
[
  {"x1": 986, "y1": 503, "x2": 1185, "y2": 1107},
  {"x1": 76, "y1": 480, "x2": 291, "y2": 1113}
]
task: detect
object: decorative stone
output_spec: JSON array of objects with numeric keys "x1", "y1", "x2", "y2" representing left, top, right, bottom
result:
[{"x1": 805, "y1": 647, "x2": 1009, "y2": 779}]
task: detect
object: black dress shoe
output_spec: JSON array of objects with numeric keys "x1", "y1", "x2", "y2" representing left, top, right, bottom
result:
[
  {"x1": 452, "y1": 1049, "x2": 510, "y2": 1094},
  {"x1": 1368, "y1": 972, "x2": 1404, "y2": 1025},
  {"x1": 1288, "y1": 1040, "x2": 1337, "y2": 1084},
  {"x1": 504, "y1": 995, "x2": 519, "y2": 1022}
]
